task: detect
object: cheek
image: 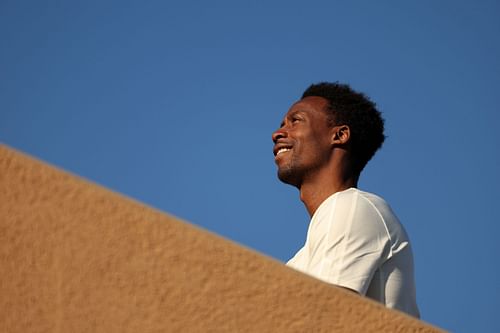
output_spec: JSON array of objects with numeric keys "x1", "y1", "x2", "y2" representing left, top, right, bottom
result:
[
  {"x1": 309, "y1": 137, "x2": 331, "y2": 160},
  {"x1": 296, "y1": 132, "x2": 330, "y2": 161}
]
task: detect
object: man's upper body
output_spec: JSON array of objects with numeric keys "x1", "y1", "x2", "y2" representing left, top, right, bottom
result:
[
  {"x1": 272, "y1": 82, "x2": 419, "y2": 317},
  {"x1": 287, "y1": 188, "x2": 419, "y2": 317}
]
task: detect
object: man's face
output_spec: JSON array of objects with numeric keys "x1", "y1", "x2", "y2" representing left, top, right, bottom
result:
[{"x1": 272, "y1": 96, "x2": 334, "y2": 188}]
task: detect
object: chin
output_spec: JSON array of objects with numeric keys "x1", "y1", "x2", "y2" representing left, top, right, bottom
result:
[{"x1": 277, "y1": 168, "x2": 301, "y2": 188}]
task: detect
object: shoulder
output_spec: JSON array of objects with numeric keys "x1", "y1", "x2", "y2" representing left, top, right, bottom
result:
[
  {"x1": 352, "y1": 188, "x2": 389, "y2": 207},
  {"x1": 329, "y1": 188, "x2": 402, "y2": 237},
  {"x1": 328, "y1": 187, "x2": 386, "y2": 203},
  {"x1": 328, "y1": 188, "x2": 390, "y2": 215},
  {"x1": 354, "y1": 189, "x2": 410, "y2": 248},
  {"x1": 346, "y1": 188, "x2": 395, "y2": 219},
  {"x1": 312, "y1": 188, "x2": 389, "y2": 231},
  {"x1": 312, "y1": 188, "x2": 399, "y2": 230}
]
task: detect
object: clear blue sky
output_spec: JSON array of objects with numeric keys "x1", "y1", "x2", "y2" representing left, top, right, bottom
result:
[{"x1": 2, "y1": 1, "x2": 499, "y2": 331}]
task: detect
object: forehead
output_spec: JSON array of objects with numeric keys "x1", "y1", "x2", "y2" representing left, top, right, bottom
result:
[{"x1": 286, "y1": 96, "x2": 330, "y2": 117}]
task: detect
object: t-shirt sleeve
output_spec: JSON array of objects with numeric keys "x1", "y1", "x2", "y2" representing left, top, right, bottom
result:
[
  {"x1": 286, "y1": 246, "x2": 306, "y2": 270},
  {"x1": 315, "y1": 191, "x2": 391, "y2": 295}
]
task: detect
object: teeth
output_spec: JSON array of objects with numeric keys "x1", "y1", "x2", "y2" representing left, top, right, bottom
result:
[{"x1": 277, "y1": 148, "x2": 291, "y2": 155}]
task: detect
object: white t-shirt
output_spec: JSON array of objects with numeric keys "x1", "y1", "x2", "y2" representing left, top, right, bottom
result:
[{"x1": 287, "y1": 188, "x2": 420, "y2": 317}]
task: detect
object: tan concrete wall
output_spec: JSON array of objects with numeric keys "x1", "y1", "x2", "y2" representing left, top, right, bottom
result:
[{"x1": 0, "y1": 144, "x2": 444, "y2": 332}]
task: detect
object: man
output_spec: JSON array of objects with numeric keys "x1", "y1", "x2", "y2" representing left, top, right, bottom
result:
[{"x1": 272, "y1": 82, "x2": 419, "y2": 317}]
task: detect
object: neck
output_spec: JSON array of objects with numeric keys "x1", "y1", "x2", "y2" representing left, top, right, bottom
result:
[{"x1": 299, "y1": 165, "x2": 358, "y2": 217}]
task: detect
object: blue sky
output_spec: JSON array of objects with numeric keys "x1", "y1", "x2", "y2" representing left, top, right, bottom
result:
[{"x1": 2, "y1": 1, "x2": 499, "y2": 331}]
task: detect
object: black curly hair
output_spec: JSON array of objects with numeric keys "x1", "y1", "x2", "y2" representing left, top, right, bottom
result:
[{"x1": 302, "y1": 82, "x2": 386, "y2": 175}]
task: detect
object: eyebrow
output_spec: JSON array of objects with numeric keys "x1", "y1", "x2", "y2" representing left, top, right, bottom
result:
[
  {"x1": 287, "y1": 110, "x2": 307, "y2": 120},
  {"x1": 288, "y1": 110, "x2": 300, "y2": 117},
  {"x1": 279, "y1": 110, "x2": 306, "y2": 127}
]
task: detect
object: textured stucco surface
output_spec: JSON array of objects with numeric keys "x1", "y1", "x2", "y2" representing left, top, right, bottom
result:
[{"x1": 0, "y1": 145, "x2": 444, "y2": 332}]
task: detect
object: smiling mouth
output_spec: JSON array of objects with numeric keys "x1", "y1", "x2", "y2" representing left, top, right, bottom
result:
[{"x1": 276, "y1": 148, "x2": 291, "y2": 156}]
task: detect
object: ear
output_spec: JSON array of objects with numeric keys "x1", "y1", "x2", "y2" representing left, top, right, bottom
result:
[{"x1": 330, "y1": 125, "x2": 350, "y2": 145}]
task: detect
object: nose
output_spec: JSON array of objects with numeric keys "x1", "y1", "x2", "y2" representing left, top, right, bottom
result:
[{"x1": 272, "y1": 127, "x2": 287, "y2": 143}]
